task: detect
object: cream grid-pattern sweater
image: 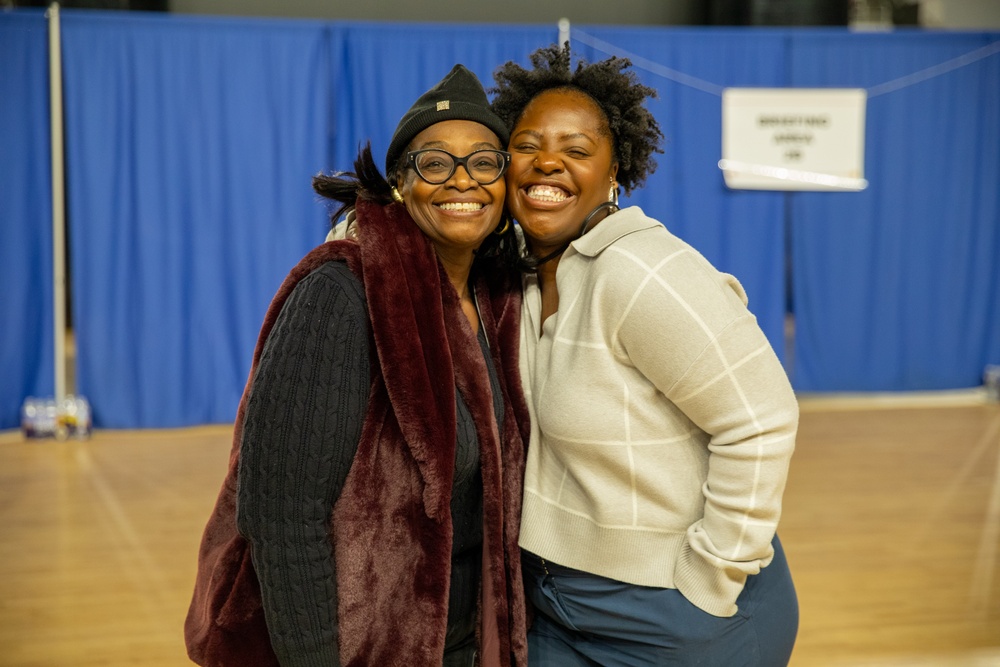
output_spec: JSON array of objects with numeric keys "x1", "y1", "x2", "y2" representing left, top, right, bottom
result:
[{"x1": 518, "y1": 206, "x2": 798, "y2": 618}]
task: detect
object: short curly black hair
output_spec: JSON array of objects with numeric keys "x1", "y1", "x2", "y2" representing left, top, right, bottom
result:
[{"x1": 491, "y1": 43, "x2": 664, "y2": 195}]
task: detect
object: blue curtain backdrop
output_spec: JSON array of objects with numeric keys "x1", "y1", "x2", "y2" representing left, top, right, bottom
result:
[
  {"x1": 61, "y1": 11, "x2": 332, "y2": 427},
  {"x1": 573, "y1": 28, "x2": 791, "y2": 359},
  {"x1": 4, "y1": 11, "x2": 998, "y2": 428},
  {"x1": 0, "y1": 11, "x2": 54, "y2": 430},
  {"x1": 788, "y1": 32, "x2": 1000, "y2": 391}
]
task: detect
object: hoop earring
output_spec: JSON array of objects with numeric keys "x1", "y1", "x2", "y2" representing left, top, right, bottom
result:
[
  {"x1": 494, "y1": 217, "x2": 511, "y2": 236},
  {"x1": 391, "y1": 187, "x2": 404, "y2": 204}
]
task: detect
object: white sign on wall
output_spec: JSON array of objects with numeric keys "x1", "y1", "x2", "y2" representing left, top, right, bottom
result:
[{"x1": 720, "y1": 88, "x2": 868, "y2": 191}]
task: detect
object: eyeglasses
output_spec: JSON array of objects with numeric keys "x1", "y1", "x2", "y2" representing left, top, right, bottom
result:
[{"x1": 406, "y1": 149, "x2": 511, "y2": 185}]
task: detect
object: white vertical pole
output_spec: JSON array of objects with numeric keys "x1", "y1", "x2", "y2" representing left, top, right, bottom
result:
[
  {"x1": 47, "y1": 2, "x2": 67, "y2": 403},
  {"x1": 558, "y1": 18, "x2": 570, "y2": 49}
]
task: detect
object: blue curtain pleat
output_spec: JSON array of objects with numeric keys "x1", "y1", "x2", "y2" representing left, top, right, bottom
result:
[
  {"x1": 575, "y1": 28, "x2": 792, "y2": 362},
  {"x1": 789, "y1": 32, "x2": 1000, "y2": 391},
  {"x1": 0, "y1": 11, "x2": 54, "y2": 430},
  {"x1": 61, "y1": 12, "x2": 332, "y2": 427}
]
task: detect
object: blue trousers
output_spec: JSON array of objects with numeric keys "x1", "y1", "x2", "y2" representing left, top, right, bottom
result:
[{"x1": 522, "y1": 536, "x2": 798, "y2": 667}]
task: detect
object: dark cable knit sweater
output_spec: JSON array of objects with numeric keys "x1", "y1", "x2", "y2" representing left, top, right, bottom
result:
[{"x1": 236, "y1": 261, "x2": 503, "y2": 666}]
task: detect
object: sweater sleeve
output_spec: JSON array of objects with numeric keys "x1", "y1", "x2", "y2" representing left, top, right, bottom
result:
[
  {"x1": 611, "y1": 243, "x2": 798, "y2": 617},
  {"x1": 236, "y1": 261, "x2": 369, "y2": 666}
]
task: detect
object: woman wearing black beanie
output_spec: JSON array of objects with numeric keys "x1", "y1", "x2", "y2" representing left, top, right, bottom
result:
[{"x1": 186, "y1": 64, "x2": 529, "y2": 667}]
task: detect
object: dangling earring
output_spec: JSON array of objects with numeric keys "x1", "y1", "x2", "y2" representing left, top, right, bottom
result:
[
  {"x1": 608, "y1": 179, "x2": 619, "y2": 207},
  {"x1": 494, "y1": 216, "x2": 511, "y2": 236},
  {"x1": 391, "y1": 187, "x2": 404, "y2": 204}
]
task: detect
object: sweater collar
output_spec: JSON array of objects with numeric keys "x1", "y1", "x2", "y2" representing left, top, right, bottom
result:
[{"x1": 569, "y1": 205, "x2": 662, "y2": 258}]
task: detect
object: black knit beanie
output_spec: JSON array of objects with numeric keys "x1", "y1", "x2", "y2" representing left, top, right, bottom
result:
[{"x1": 385, "y1": 64, "x2": 510, "y2": 178}]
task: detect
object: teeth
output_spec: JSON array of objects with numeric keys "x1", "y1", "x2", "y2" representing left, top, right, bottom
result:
[
  {"x1": 438, "y1": 202, "x2": 484, "y2": 212},
  {"x1": 527, "y1": 185, "x2": 568, "y2": 202}
]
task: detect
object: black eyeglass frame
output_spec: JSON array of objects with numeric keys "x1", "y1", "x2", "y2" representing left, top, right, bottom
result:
[{"x1": 405, "y1": 148, "x2": 512, "y2": 185}]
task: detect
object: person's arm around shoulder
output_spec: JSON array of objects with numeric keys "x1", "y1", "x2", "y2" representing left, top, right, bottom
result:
[{"x1": 236, "y1": 261, "x2": 369, "y2": 667}]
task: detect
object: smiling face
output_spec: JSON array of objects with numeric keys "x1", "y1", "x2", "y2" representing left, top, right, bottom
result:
[
  {"x1": 395, "y1": 119, "x2": 505, "y2": 262},
  {"x1": 506, "y1": 88, "x2": 619, "y2": 257}
]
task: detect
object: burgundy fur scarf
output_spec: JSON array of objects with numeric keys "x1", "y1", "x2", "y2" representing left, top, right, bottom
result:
[{"x1": 185, "y1": 199, "x2": 529, "y2": 666}]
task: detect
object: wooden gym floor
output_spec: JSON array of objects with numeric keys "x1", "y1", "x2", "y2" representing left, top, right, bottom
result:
[{"x1": 1, "y1": 394, "x2": 998, "y2": 666}]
